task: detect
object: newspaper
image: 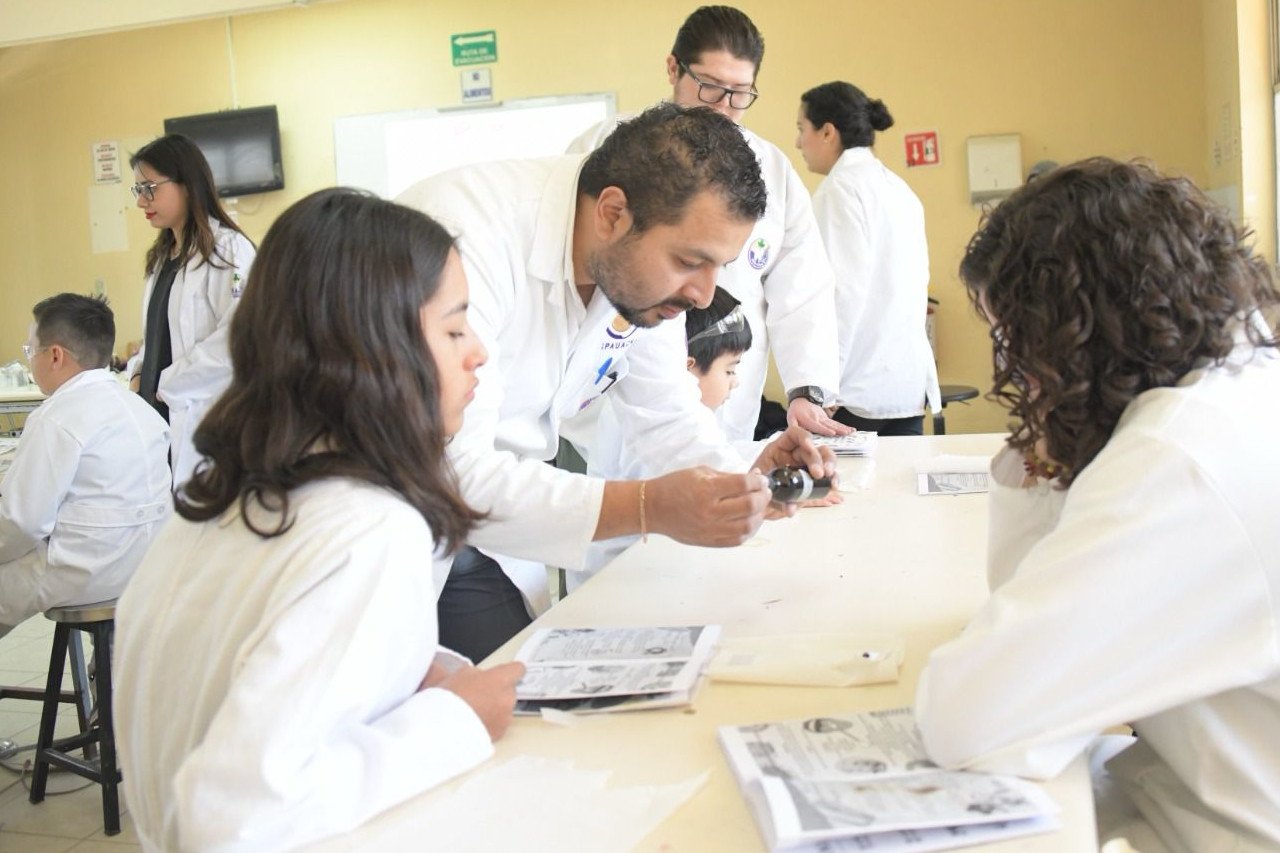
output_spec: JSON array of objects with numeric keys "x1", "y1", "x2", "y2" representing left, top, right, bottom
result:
[
  {"x1": 719, "y1": 707, "x2": 1059, "y2": 852},
  {"x1": 812, "y1": 431, "x2": 878, "y2": 457},
  {"x1": 513, "y1": 625, "x2": 721, "y2": 715}
]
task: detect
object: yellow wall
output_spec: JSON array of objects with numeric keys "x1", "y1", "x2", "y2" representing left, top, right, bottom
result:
[{"x1": 0, "y1": 0, "x2": 1261, "y2": 434}]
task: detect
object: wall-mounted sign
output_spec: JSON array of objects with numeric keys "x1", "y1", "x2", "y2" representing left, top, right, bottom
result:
[
  {"x1": 92, "y1": 140, "x2": 122, "y2": 183},
  {"x1": 451, "y1": 30, "x2": 497, "y2": 66},
  {"x1": 904, "y1": 131, "x2": 940, "y2": 168},
  {"x1": 461, "y1": 68, "x2": 494, "y2": 103}
]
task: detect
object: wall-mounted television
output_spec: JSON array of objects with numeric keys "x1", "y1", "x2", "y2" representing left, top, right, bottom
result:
[{"x1": 163, "y1": 105, "x2": 284, "y2": 197}]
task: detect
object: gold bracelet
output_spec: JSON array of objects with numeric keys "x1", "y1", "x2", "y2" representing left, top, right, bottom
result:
[{"x1": 639, "y1": 480, "x2": 648, "y2": 543}]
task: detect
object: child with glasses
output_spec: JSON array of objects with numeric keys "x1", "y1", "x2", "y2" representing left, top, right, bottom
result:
[
  {"x1": 128, "y1": 134, "x2": 256, "y2": 488},
  {"x1": 0, "y1": 294, "x2": 170, "y2": 637}
]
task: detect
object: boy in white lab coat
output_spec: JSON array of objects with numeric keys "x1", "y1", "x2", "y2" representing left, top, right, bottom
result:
[{"x1": 0, "y1": 293, "x2": 170, "y2": 636}]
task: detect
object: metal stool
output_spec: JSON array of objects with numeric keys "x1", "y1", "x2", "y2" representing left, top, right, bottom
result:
[
  {"x1": 29, "y1": 599, "x2": 121, "y2": 836},
  {"x1": 933, "y1": 384, "x2": 980, "y2": 435}
]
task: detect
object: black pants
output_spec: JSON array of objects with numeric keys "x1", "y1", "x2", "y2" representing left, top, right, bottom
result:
[
  {"x1": 437, "y1": 546, "x2": 533, "y2": 663},
  {"x1": 833, "y1": 408, "x2": 925, "y2": 437}
]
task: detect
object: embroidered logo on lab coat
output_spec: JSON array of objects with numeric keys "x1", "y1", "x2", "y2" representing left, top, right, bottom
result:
[
  {"x1": 747, "y1": 237, "x2": 770, "y2": 270},
  {"x1": 230, "y1": 273, "x2": 244, "y2": 299},
  {"x1": 605, "y1": 314, "x2": 636, "y2": 340}
]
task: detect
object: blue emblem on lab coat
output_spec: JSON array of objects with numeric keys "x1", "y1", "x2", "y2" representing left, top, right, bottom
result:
[{"x1": 747, "y1": 237, "x2": 770, "y2": 270}]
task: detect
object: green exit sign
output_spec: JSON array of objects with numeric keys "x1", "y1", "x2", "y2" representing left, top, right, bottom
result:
[{"x1": 451, "y1": 30, "x2": 497, "y2": 66}]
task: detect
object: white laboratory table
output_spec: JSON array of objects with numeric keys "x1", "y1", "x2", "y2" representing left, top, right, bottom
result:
[
  {"x1": 0, "y1": 383, "x2": 43, "y2": 433},
  {"x1": 328, "y1": 433, "x2": 1096, "y2": 852}
]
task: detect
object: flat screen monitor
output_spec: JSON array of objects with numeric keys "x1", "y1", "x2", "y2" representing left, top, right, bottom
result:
[{"x1": 163, "y1": 105, "x2": 284, "y2": 197}]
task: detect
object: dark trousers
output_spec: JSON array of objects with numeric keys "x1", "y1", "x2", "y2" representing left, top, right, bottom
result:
[
  {"x1": 833, "y1": 408, "x2": 925, "y2": 437},
  {"x1": 437, "y1": 546, "x2": 533, "y2": 663}
]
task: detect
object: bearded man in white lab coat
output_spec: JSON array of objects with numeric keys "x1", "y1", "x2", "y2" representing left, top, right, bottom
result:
[
  {"x1": 398, "y1": 103, "x2": 835, "y2": 662},
  {"x1": 0, "y1": 294, "x2": 170, "y2": 636},
  {"x1": 567, "y1": 5, "x2": 847, "y2": 445}
]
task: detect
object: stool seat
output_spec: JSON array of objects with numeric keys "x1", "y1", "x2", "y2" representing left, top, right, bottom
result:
[
  {"x1": 939, "y1": 384, "x2": 980, "y2": 405},
  {"x1": 46, "y1": 599, "x2": 117, "y2": 624},
  {"x1": 933, "y1": 384, "x2": 981, "y2": 436}
]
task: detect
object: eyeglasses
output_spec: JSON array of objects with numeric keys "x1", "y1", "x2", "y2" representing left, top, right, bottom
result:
[
  {"x1": 687, "y1": 304, "x2": 748, "y2": 345},
  {"x1": 22, "y1": 343, "x2": 45, "y2": 361},
  {"x1": 130, "y1": 179, "x2": 174, "y2": 201},
  {"x1": 678, "y1": 60, "x2": 759, "y2": 110}
]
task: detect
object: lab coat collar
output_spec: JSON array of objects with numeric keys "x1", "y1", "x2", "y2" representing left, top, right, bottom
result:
[
  {"x1": 528, "y1": 155, "x2": 590, "y2": 298},
  {"x1": 47, "y1": 368, "x2": 114, "y2": 400},
  {"x1": 832, "y1": 146, "x2": 879, "y2": 174}
]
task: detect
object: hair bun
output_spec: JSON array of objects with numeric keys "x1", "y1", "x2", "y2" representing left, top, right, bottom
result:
[{"x1": 868, "y1": 99, "x2": 895, "y2": 132}]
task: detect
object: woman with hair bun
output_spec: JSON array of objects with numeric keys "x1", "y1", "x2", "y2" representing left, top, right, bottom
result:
[{"x1": 796, "y1": 82, "x2": 940, "y2": 436}]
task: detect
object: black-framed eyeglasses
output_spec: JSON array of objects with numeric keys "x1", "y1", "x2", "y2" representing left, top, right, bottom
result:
[
  {"x1": 678, "y1": 60, "x2": 759, "y2": 110},
  {"x1": 130, "y1": 179, "x2": 174, "y2": 201}
]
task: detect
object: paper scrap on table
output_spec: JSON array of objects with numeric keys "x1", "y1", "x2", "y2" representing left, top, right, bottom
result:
[
  {"x1": 708, "y1": 634, "x2": 903, "y2": 687},
  {"x1": 838, "y1": 458, "x2": 876, "y2": 491},
  {"x1": 315, "y1": 756, "x2": 707, "y2": 852}
]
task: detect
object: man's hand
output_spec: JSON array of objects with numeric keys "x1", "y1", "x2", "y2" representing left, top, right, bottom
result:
[
  {"x1": 752, "y1": 424, "x2": 838, "y2": 484},
  {"x1": 645, "y1": 466, "x2": 772, "y2": 546},
  {"x1": 787, "y1": 398, "x2": 852, "y2": 436}
]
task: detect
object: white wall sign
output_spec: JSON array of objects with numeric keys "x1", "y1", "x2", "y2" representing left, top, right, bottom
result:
[
  {"x1": 92, "y1": 140, "x2": 121, "y2": 184},
  {"x1": 461, "y1": 68, "x2": 493, "y2": 104}
]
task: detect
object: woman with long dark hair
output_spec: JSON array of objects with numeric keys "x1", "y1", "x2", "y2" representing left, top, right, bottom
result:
[
  {"x1": 916, "y1": 159, "x2": 1280, "y2": 851},
  {"x1": 115, "y1": 188, "x2": 523, "y2": 851},
  {"x1": 129, "y1": 134, "x2": 254, "y2": 486},
  {"x1": 796, "y1": 82, "x2": 940, "y2": 436}
]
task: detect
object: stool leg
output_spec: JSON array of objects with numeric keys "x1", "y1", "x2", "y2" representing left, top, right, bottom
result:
[
  {"x1": 67, "y1": 632, "x2": 97, "y2": 759},
  {"x1": 93, "y1": 622, "x2": 121, "y2": 836},
  {"x1": 29, "y1": 624, "x2": 71, "y2": 804},
  {"x1": 933, "y1": 408, "x2": 947, "y2": 436}
]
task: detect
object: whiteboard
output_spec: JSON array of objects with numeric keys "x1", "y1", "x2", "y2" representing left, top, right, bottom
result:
[{"x1": 334, "y1": 93, "x2": 615, "y2": 199}]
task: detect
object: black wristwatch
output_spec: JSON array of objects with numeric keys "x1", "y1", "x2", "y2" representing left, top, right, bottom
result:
[{"x1": 787, "y1": 385, "x2": 826, "y2": 406}]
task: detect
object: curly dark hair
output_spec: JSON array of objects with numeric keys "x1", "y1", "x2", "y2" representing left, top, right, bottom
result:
[
  {"x1": 578, "y1": 102, "x2": 767, "y2": 232},
  {"x1": 178, "y1": 188, "x2": 482, "y2": 551},
  {"x1": 960, "y1": 157, "x2": 1279, "y2": 485}
]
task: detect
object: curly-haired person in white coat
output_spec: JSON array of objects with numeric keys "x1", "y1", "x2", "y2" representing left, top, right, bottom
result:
[{"x1": 915, "y1": 159, "x2": 1280, "y2": 852}]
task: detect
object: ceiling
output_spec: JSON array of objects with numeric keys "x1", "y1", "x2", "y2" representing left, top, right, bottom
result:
[{"x1": 0, "y1": 0, "x2": 324, "y2": 48}]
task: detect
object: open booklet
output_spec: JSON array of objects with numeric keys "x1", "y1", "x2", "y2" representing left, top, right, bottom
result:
[
  {"x1": 513, "y1": 625, "x2": 721, "y2": 715},
  {"x1": 719, "y1": 707, "x2": 1060, "y2": 852},
  {"x1": 812, "y1": 431, "x2": 878, "y2": 457}
]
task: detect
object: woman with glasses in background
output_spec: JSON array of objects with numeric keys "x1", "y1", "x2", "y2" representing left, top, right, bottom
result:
[{"x1": 128, "y1": 134, "x2": 255, "y2": 487}]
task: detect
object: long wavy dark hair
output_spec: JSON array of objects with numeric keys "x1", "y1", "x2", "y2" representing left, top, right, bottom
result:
[
  {"x1": 130, "y1": 134, "x2": 247, "y2": 275},
  {"x1": 178, "y1": 187, "x2": 482, "y2": 551},
  {"x1": 960, "y1": 157, "x2": 1279, "y2": 485}
]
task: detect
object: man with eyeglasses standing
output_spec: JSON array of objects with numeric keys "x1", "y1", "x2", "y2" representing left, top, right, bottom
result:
[{"x1": 567, "y1": 5, "x2": 848, "y2": 457}]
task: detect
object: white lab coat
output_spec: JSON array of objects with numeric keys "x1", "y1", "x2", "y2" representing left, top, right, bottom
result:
[
  {"x1": 567, "y1": 117, "x2": 840, "y2": 442},
  {"x1": 135, "y1": 222, "x2": 254, "y2": 487},
  {"x1": 0, "y1": 369, "x2": 170, "y2": 629},
  {"x1": 915, "y1": 338, "x2": 1280, "y2": 851},
  {"x1": 812, "y1": 147, "x2": 940, "y2": 418},
  {"x1": 115, "y1": 478, "x2": 493, "y2": 853},
  {"x1": 396, "y1": 156, "x2": 744, "y2": 608}
]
